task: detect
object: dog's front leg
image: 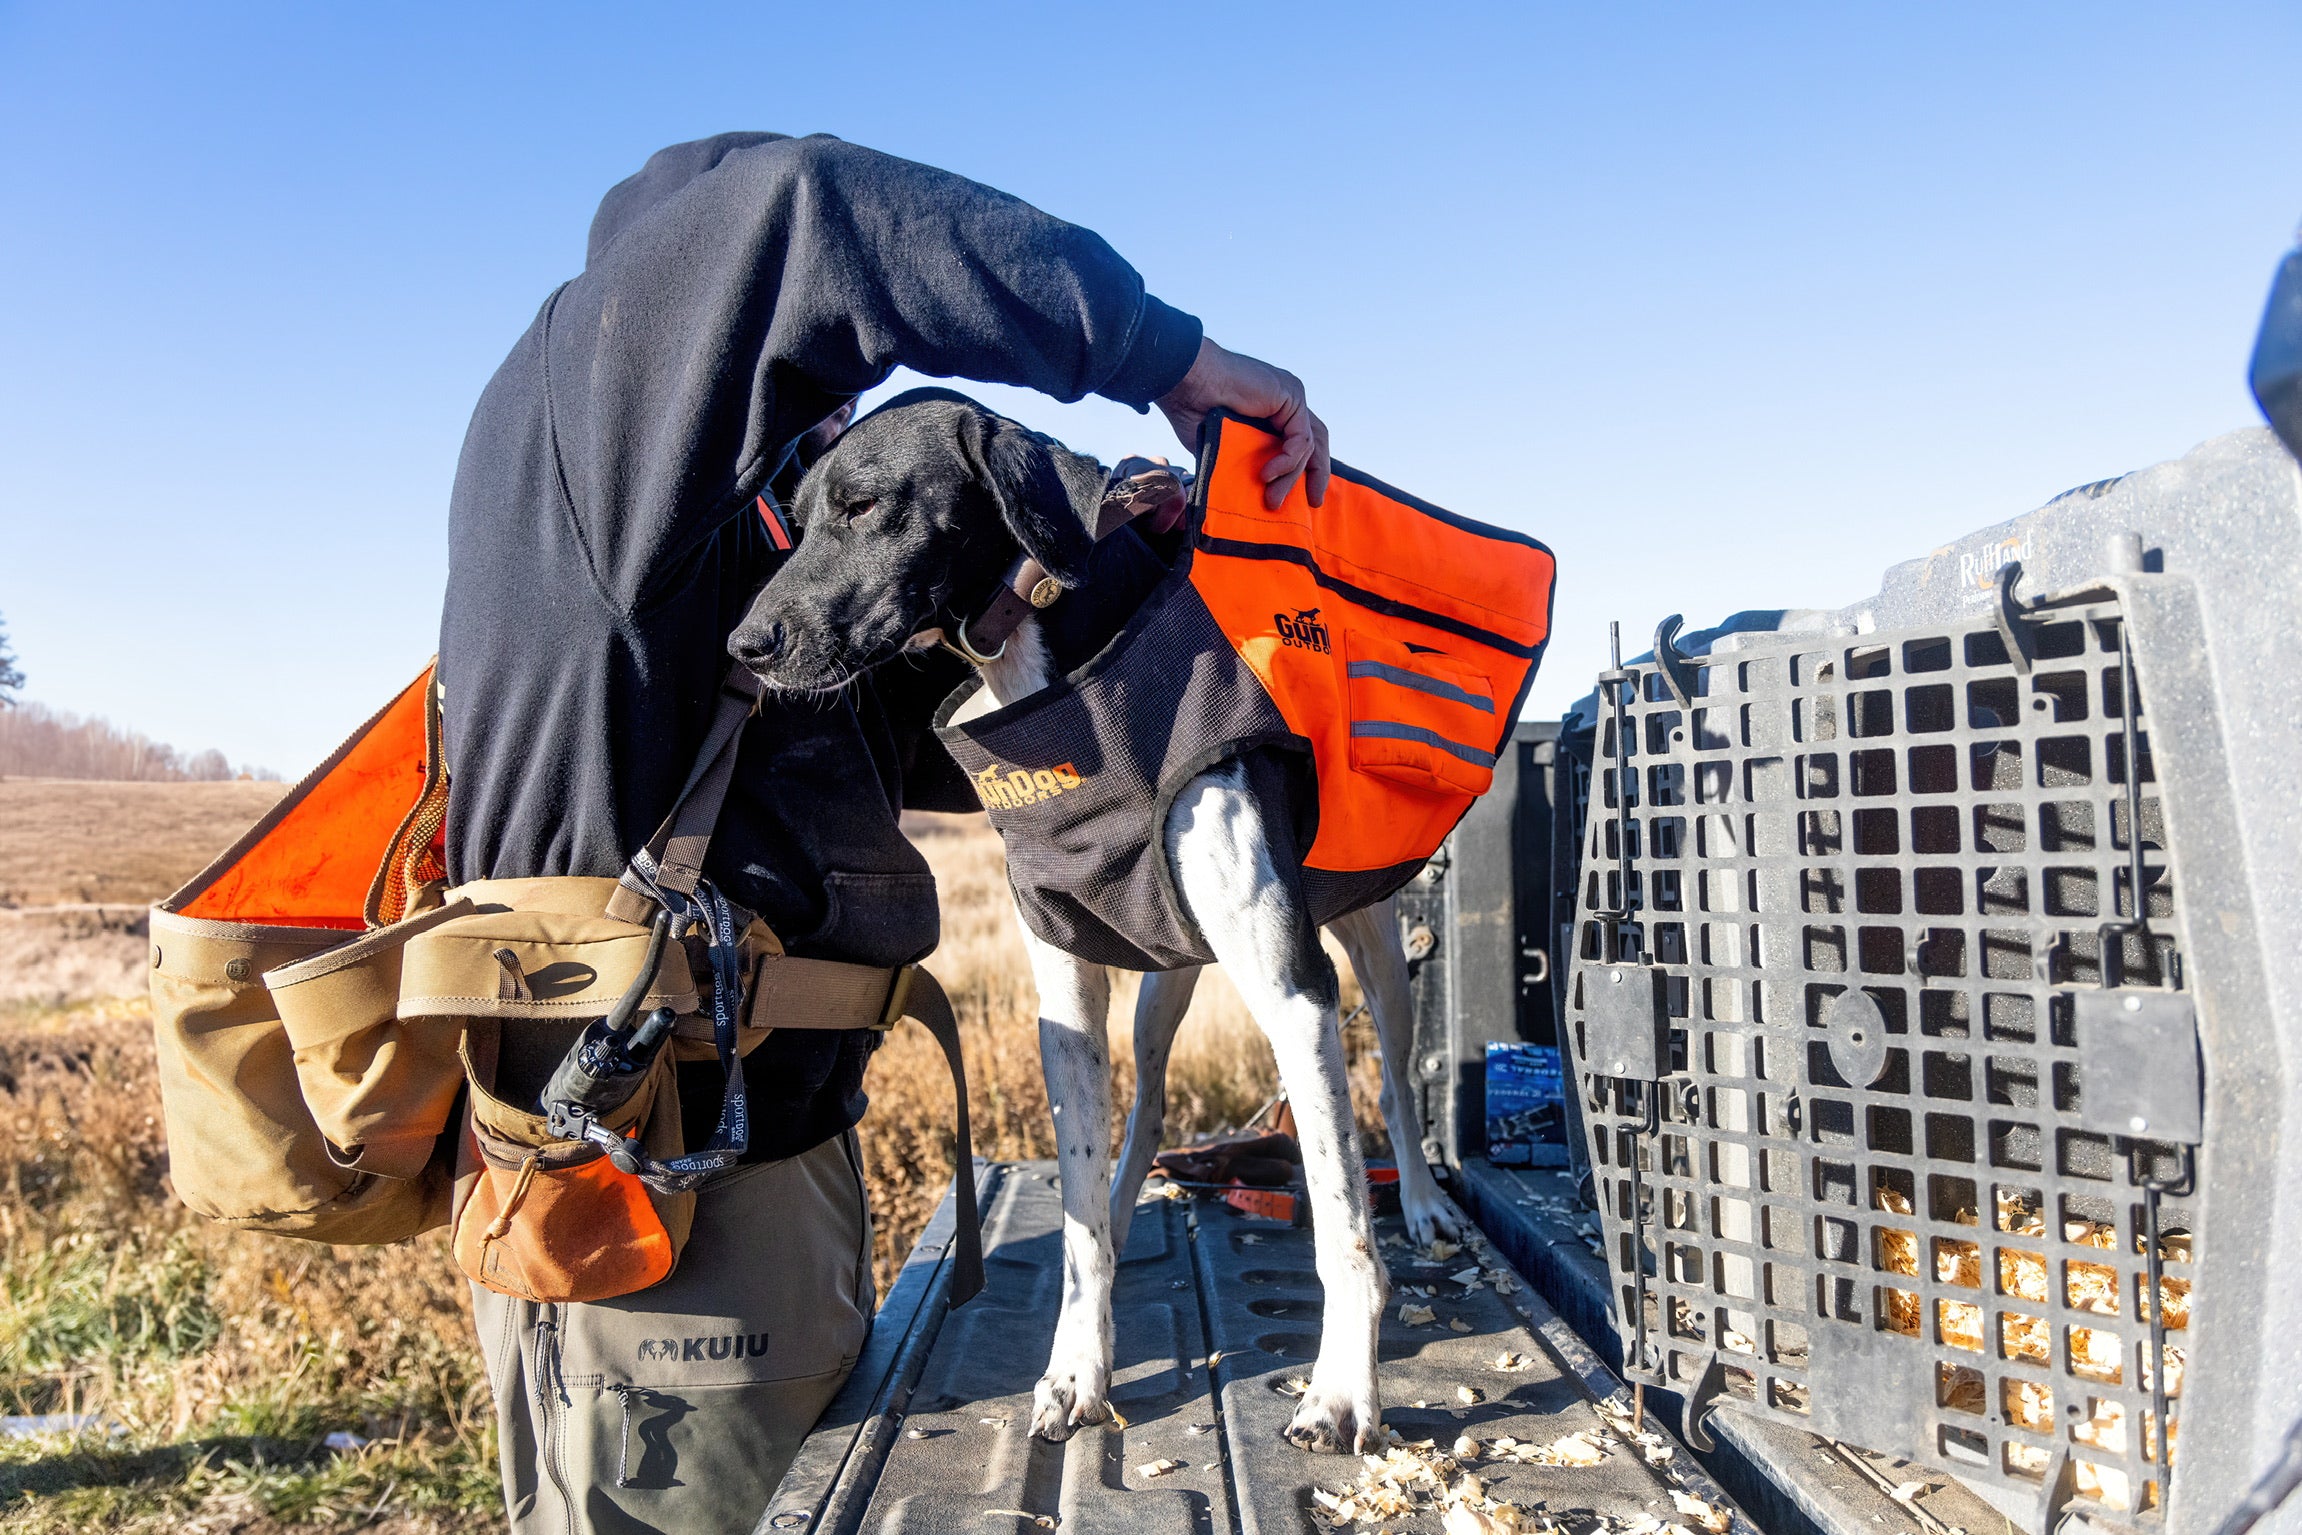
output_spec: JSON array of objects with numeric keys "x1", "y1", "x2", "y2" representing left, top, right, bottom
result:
[
  {"x1": 1170, "y1": 768, "x2": 1386, "y2": 1453},
  {"x1": 1109, "y1": 965, "x2": 1199, "y2": 1252},
  {"x1": 1328, "y1": 900, "x2": 1464, "y2": 1248},
  {"x1": 1022, "y1": 930, "x2": 1118, "y2": 1441}
]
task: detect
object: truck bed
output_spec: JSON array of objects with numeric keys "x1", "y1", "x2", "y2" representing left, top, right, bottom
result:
[
  {"x1": 1451, "y1": 1162, "x2": 2020, "y2": 1535},
  {"x1": 763, "y1": 1161, "x2": 1752, "y2": 1535}
]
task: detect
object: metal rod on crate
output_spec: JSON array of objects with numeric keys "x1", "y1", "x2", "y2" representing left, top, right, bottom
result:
[
  {"x1": 1624, "y1": 1080, "x2": 1662, "y2": 1427},
  {"x1": 2106, "y1": 617, "x2": 2183, "y2": 1493},
  {"x1": 1601, "y1": 621, "x2": 1636, "y2": 942},
  {"x1": 2100, "y1": 620, "x2": 2153, "y2": 986},
  {"x1": 2120, "y1": 621, "x2": 2150, "y2": 940},
  {"x1": 1594, "y1": 618, "x2": 1661, "y2": 1426},
  {"x1": 2146, "y1": 1166, "x2": 2172, "y2": 1483},
  {"x1": 2138, "y1": 1143, "x2": 2194, "y2": 1499}
]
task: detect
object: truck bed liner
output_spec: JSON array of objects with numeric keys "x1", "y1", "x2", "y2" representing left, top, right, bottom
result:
[
  {"x1": 1456, "y1": 1160, "x2": 2018, "y2": 1535},
  {"x1": 765, "y1": 1162, "x2": 1752, "y2": 1535}
]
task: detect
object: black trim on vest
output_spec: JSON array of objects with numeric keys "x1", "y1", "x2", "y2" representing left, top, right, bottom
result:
[
  {"x1": 1192, "y1": 532, "x2": 1541, "y2": 660},
  {"x1": 1326, "y1": 460, "x2": 1555, "y2": 553}
]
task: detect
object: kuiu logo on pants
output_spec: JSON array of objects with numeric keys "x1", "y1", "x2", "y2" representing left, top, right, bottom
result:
[{"x1": 637, "y1": 1333, "x2": 771, "y2": 1363}]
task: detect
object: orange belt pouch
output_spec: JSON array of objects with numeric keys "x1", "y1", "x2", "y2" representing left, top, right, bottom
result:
[{"x1": 450, "y1": 1022, "x2": 695, "y2": 1304}]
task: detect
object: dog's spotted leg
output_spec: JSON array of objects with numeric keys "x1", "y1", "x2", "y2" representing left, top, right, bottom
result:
[
  {"x1": 1327, "y1": 900, "x2": 1464, "y2": 1249},
  {"x1": 1109, "y1": 965, "x2": 1199, "y2": 1252},
  {"x1": 1022, "y1": 930, "x2": 1119, "y2": 1442},
  {"x1": 1168, "y1": 765, "x2": 1385, "y2": 1454}
]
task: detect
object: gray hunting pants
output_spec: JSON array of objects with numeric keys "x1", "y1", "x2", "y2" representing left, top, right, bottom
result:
[{"x1": 472, "y1": 1132, "x2": 875, "y2": 1535}]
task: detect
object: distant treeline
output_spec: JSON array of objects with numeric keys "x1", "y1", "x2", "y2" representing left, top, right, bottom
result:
[{"x1": 0, "y1": 703, "x2": 276, "y2": 782}]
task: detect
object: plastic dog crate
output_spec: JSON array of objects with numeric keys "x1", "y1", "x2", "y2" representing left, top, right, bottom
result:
[{"x1": 1557, "y1": 426, "x2": 2302, "y2": 1533}]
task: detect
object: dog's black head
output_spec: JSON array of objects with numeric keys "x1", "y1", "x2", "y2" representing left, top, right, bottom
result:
[{"x1": 733, "y1": 389, "x2": 1106, "y2": 690}]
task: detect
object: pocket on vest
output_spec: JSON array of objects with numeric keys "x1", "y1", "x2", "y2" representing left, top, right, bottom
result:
[{"x1": 1342, "y1": 629, "x2": 1501, "y2": 798}]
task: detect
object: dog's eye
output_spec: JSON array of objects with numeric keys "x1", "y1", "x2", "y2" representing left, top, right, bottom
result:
[{"x1": 842, "y1": 498, "x2": 878, "y2": 523}]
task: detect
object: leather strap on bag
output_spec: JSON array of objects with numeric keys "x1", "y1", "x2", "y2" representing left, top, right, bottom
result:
[{"x1": 893, "y1": 969, "x2": 984, "y2": 1305}]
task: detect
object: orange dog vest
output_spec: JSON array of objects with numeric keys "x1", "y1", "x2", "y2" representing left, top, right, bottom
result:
[{"x1": 936, "y1": 413, "x2": 1557, "y2": 970}]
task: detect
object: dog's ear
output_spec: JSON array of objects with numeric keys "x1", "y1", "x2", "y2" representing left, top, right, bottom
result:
[{"x1": 974, "y1": 415, "x2": 1096, "y2": 586}]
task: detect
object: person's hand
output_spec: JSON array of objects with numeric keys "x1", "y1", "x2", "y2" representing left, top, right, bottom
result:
[{"x1": 1155, "y1": 337, "x2": 1330, "y2": 508}]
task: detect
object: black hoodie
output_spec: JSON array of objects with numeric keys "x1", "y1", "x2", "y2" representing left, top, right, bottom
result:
[{"x1": 439, "y1": 133, "x2": 1202, "y2": 1160}]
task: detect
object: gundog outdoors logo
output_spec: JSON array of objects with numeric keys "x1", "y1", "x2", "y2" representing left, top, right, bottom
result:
[
  {"x1": 972, "y1": 761, "x2": 1085, "y2": 811},
  {"x1": 1275, "y1": 605, "x2": 1331, "y2": 653},
  {"x1": 638, "y1": 1333, "x2": 772, "y2": 1364}
]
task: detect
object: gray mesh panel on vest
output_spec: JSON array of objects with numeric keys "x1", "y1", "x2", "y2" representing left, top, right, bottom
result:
[{"x1": 936, "y1": 573, "x2": 1296, "y2": 971}]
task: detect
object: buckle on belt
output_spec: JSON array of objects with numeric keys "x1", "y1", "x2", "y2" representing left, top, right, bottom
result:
[{"x1": 876, "y1": 965, "x2": 915, "y2": 1031}]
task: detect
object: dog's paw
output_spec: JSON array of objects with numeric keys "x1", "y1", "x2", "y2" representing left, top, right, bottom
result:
[
  {"x1": 1284, "y1": 1379, "x2": 1382, "y2": 1454},
  {"x1": 1028, "y1": 1360, "x2": 1113, "y2": 1442},
  {"x1": 1402, "y1": 1181, "x2": 1466, "y2": 1249}
]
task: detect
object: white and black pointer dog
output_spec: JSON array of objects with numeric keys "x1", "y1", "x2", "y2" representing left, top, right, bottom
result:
[{"x1": 736, "y1": 390, "x2": 1464, "y2": 1454}]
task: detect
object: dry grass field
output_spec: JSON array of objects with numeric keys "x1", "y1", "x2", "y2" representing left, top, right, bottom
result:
[
  {"x1": 0, "y1": 781, "x2": 287, "y2": 910},
  {"x1": 0, "y1": 781, "x2": 291, "y2": 1008},
  {"x1": 0, "y1": 782, "x2": 1386, "y2": 1531}
]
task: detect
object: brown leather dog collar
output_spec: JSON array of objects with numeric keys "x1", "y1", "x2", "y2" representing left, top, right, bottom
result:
[{"x1": 942, "y1": 459, "x2": 1188, "y2": 666}]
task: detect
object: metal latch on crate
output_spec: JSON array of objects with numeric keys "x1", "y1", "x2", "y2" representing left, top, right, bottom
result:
[
  {"x1": 2073, "y1": 990, "x2": 2202, "y2": 1143},
  {"x1": 2073, "y1": 985, "x2": 2201, "y2": 1501},
  {"x1": 1584, "y1": 962, "x2": 1668, "y2": 1080}
]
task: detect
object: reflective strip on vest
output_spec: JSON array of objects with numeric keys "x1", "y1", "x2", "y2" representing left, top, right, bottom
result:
[
  {"x1": 1349, "y1": 719, "x2": 1499, "y2": 768},
  {"x1": 1346, "y1": 659, "x2": 1497, "y2": 713}
]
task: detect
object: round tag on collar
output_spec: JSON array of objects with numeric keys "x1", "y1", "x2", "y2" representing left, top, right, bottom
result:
[{"x1": 1028, "y1": 575, "x2": 1064, "y2": 608}]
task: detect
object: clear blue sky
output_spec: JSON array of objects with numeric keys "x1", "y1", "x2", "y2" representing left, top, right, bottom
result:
[{"x1": 2, "y1": 2, "x2": 2296, "y2": 774}]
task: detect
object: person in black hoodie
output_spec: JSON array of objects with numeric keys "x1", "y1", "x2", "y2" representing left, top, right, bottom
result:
[{"x1": 439, "y1": 132, "x2": 1328, "y2": 1533}]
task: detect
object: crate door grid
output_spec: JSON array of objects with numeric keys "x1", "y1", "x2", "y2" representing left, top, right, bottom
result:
[{"x1": 1570, "y1": 605, "x2": 2193, "y2": 1519}]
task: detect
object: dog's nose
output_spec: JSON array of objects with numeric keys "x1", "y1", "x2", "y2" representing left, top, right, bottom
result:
[{"x1": 741, "y1": 618, "x2": 788, "y2": 666}]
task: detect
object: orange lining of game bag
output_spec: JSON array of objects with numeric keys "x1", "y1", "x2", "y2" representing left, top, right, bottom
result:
[{"x1": 176, "y1": 665, "x2": 440, "y2": 929}]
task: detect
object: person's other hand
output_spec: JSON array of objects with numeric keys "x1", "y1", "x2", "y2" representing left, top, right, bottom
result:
[{"x1": 1155, "y1": 338, "x2": 1330, "y2": 508}]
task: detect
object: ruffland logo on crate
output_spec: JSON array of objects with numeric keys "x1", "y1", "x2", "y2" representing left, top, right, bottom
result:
[
  {"x1": 973, "y1": 761, "x2": 1085, "y2": 810},
  {"x1": 1275, "y1": 606, "x2": 1331, "y2": 653},
  {"x1": 1956, "y1": 532, "x2": 2035, "y2": 601}
]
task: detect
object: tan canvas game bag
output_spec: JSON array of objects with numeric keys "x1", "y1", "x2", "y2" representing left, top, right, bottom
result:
[{"x1": 148, "y1": 660, "x2": 987, "y2": 1306}]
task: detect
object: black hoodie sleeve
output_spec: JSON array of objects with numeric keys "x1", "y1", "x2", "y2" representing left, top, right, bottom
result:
[{"x1": 539, "y1": 132, "x2": 1203, "y2": 611}]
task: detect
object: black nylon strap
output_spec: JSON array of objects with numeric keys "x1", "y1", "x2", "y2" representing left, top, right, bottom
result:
[
  {"x1": 602, "y1": 661, "x2": 982, "y2": 1303},
  {"x1": 571, "y1": 880, "x2": 752, "y2": 1193},
  {"x1": 610, "y1": 663, "x2": 765, "y2": 922}
]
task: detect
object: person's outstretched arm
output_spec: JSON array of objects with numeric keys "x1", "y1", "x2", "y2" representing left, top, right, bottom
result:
[{"x1": 544, "y1": 132, "x2": 1325, "y2": 606}]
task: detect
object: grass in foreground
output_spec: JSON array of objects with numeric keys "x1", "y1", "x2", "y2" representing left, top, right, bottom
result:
[
  {"x1": 0, "y1": 998, "x2": 496, "y2": 1533},
  {"x1": 0, "y1": 819, "x2": 1385, "y2": 1529}
]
